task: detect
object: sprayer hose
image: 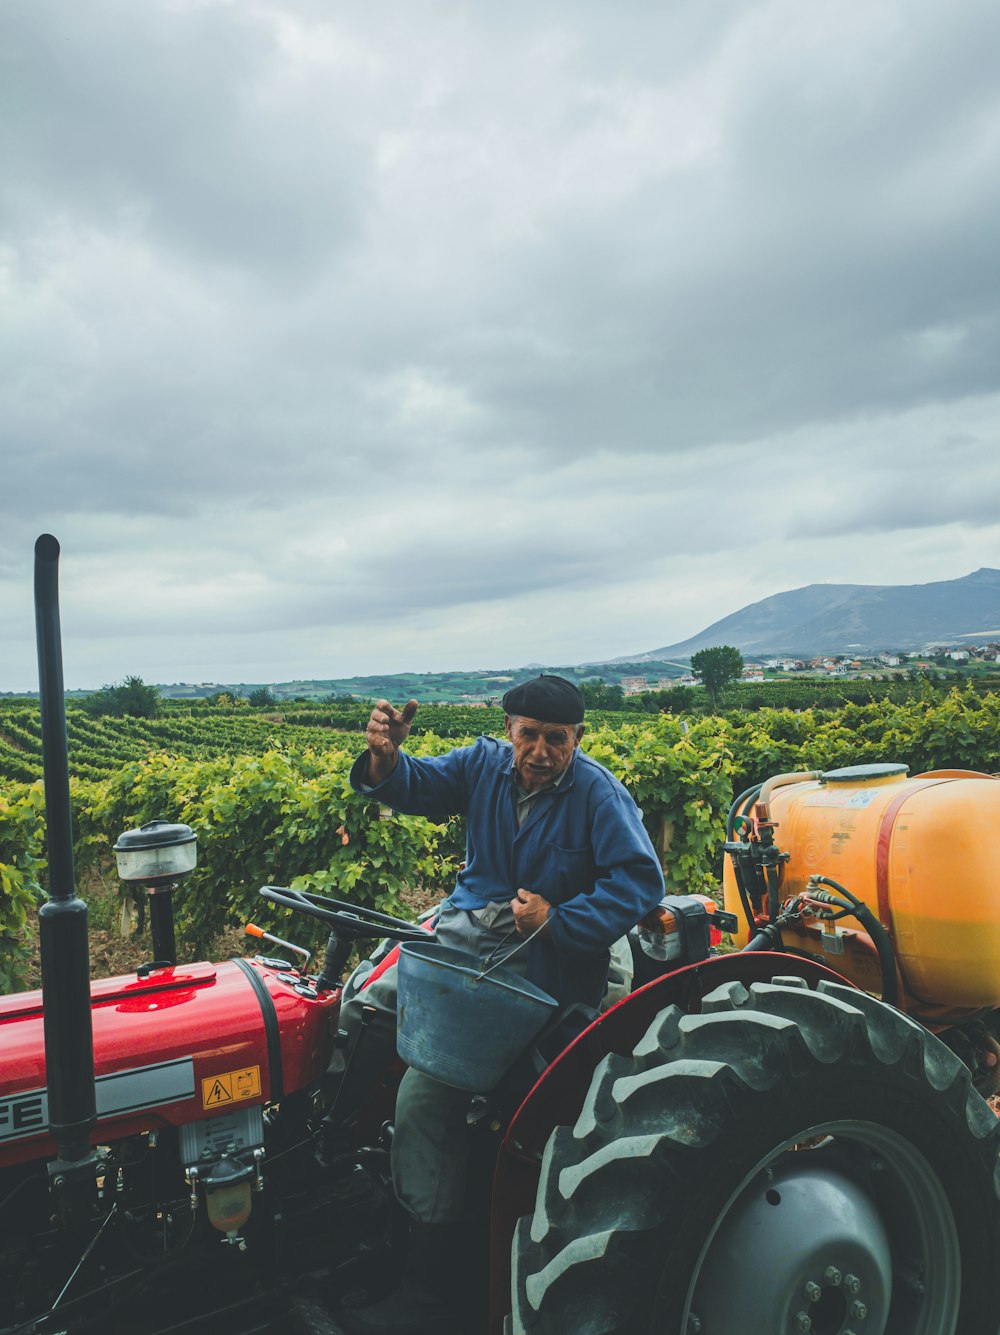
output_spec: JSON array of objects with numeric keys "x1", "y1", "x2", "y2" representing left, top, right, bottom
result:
[{"x1": 809, "y1": 875, "x2": 899, "y2": 1007}]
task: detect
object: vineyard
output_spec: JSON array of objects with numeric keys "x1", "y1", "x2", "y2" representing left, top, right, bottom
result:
[
  {"x1": 0, "y1": 699, "x2": 673, "y2": 785},
  {"x1": 3, "y1": 689, "x2": 1000, "y2": 991}
]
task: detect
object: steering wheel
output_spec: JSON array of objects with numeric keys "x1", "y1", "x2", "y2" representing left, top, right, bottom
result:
[{"x1": 258, "y1": 885, "x2": 431, "y2": 942}]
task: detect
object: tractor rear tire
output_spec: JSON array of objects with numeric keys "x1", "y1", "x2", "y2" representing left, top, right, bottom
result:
[{"x1": 511, "y1": 976, "x2": 1000, "y2": 1335}]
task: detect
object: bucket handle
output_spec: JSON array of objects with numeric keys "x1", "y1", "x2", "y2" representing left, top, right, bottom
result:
[{"x1": 476, "y1": 920, "x2": 548, "y2": 981}]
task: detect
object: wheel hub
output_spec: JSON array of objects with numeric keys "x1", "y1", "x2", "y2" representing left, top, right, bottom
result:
[
  {"x1": 806, "y1": 1283, "x2": 849, "y2": 1334},
  {"x1": 688, "y1": 1156, "x2": 891, "y2": 1334}
]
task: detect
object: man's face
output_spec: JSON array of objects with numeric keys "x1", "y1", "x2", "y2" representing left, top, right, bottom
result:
[{"x1": 505, "y1": 714, "x2": 583, "y2": 793}]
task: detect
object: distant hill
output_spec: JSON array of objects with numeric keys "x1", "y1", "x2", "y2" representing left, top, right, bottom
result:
[
  {"x1": 635, "y1": 568, "x2": 1000, "y2": 660},
  {"x1": 35, "y1": 570, "x2": 999, "y2": 706},
  {"x1": 148, "y1": 659, "x2": 688, "y2": 704}
]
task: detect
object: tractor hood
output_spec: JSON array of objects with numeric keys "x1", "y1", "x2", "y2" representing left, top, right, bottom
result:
[{"x1": 0, "y1": 958, "x2": 338, "y2": 1170}]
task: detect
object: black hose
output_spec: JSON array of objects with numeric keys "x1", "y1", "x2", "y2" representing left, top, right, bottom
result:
[
  {"x1": 741, "y1": 921, "x2": 784, "y2": 952},
  {"x1": 723, "y1": 784, "x2": 764, "y2": 934},
  {"x1": 730, "y1": 862, "x2": 757, "y2": 935},
  {"x1": 726, "y1": 784, "x2": 762, "y2": 840},
  {"x1": 765, "y1": 864, "x2": 781, "y2": 924},
  {"x1": 809, "y1": 876, "x2": 899, "y2": 1006},
  {"x1": 740, "y1": 789, "x2": 760, "y2": 822}
]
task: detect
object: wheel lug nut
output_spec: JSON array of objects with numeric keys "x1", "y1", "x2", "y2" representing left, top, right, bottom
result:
[
  {"x1": 843, "y1": 1273, "x2": 861, "y2": 1294},
  {"x1": 803, "y1": 1281, "x2": 822, "y2": 1303},
  {"x1": 793, "y1": 1313, "x2": 812, "y2": 1333},
  {"x1": 850, "y1": 1300, "x2": 868, "y2": 1320},
  {"x1": 823, "y1": 1266, "x2": 842, "y2": 1286}
]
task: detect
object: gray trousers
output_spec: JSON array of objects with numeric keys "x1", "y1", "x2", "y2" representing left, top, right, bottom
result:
[
  {"x1": 338, "y1": 904, "x2": 632, "y2": 1223},
  {"x1": 393, "y1": 901, "x2": 528, "y2": 1223}
]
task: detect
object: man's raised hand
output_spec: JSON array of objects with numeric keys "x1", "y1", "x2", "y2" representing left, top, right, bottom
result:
[{"x1": 365, "y1": 699, "x2": 418, "y2": 783}]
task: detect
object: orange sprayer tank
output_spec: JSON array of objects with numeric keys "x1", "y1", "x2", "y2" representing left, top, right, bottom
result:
[{"x1": 722, "y1": 764, "x2": 1000, "y2": 1010}]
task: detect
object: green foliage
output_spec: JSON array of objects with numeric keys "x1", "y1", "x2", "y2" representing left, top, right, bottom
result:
[
  {"x1": 0, "y1": 782, "x2": 46, "y2": 990},
  {"x1": 719, "y1": 677, "x2": 936, "y2": 710},
  {"x1": 0, "y1": 703, "x2": 384, "y2": 784},
  {"x1": 247, "y1": 687, "x2": 277, "y2": 708},
  {"x1": 579, "y1": 679, "x2": 626, "y2": 709},
  {"x1": 720, "y1": 688, "x2": 1000, "y2": 795},
  {"x1": 630, "y1": 684, "x2": 700, "y2": 714},
  {"x1": 71, "y1": 733, "x2": 468, "y2": 956},
  {"x1": 81, "y1": 675, "x2": 161, "y2": 719},
  {"x1": 583, "y1": 718, "x2": 734, "y2": 895},
  {"x1": 690, "y1": 646, "x2": 744, "y2": 707},
  {"x1": 5, "y1": 689, "x2": 1000, "y2": 993}
]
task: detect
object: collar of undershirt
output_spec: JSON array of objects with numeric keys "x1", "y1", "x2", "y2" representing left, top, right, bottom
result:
[{"x1": 513, "y1": 761, "x2": 571, "y2": 802}]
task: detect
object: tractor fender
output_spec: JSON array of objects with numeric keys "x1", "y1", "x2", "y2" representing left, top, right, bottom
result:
[
  {"x1": 508, "y1": 975, "x2": 1000, "y2": 1335},
  {"x1": 489, "y1": 951, "x2": 851, "y2": 1331}
]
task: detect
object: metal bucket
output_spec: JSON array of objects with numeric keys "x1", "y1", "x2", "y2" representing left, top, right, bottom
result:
[{"x1": 396, "y1": 939, "x2": 558, "y2": 1091}]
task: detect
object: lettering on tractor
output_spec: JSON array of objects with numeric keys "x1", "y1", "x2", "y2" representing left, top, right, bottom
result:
[{"x1": 0, "y1": 1095, "x2": 46, "y2": 1141}]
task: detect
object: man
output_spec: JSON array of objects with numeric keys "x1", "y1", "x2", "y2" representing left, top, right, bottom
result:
[{"x1": 340, "y1": 674, "x2": 664, "y2": 1335}]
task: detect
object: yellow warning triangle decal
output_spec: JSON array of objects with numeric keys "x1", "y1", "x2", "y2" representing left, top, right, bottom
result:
[{"x1": 205, "y1": 1078, "x2": 233, "y2": 1106}]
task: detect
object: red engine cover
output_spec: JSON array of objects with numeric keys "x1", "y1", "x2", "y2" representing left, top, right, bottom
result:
[{"x1": 0, "y1": 959, "x2": 339, "y2": 1168}]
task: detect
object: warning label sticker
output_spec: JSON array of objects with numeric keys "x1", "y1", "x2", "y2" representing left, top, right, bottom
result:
[{"x1": 202, "y1": 1066, "x2": 262, "y2": 1109}]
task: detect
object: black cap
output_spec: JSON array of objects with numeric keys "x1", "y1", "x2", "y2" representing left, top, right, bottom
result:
[{"x1": 501, "y1": 674, "x2": 585, "y2": 724}]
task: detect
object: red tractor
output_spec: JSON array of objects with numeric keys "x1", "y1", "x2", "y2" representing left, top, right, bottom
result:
[{"x1": 2, "y1": 535, "x2": 999, "y2": 1335}]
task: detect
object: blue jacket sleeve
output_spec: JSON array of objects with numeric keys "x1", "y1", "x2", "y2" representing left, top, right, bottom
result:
[
  {"x1": 348, "y1": 745, "x2": 474, "y2": 817},
  {"x1": 544, "y1": 786, "x2": 665, "y2": 957}
]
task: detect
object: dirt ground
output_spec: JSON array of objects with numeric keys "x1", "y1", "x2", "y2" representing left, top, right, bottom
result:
[
  {"x1": 18, "y1": 868, "x2": 441, "y2": 992},
  {"x1": 20, "y1": 867, "x2": 250, "y2": 991}
]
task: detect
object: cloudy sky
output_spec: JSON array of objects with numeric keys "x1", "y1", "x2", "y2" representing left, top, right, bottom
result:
[{"x1": 3, "y1": 0, "x2": 999, "y2": 691}]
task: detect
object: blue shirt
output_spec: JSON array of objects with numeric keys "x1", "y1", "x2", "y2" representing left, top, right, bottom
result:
[{"x1": 349, "y1": 737, "x2": 665, "y2": 1005}]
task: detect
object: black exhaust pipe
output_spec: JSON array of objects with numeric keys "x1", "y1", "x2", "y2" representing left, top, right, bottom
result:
[{"x1": 34, "y1": 534, "x2": 98, "y2": 1218}]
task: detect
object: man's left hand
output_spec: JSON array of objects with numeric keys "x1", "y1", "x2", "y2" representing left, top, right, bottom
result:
[{"x1": 511, "y1": 888, "x2": 551, "y2": 936}]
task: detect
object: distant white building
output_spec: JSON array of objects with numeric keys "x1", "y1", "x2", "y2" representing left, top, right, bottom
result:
[
  {"x1": 878, "y1": 654, "x2": 900, "y2": 667},
  {"x1": 621, "y1": 675, "x2": 648, "y2": 695},
  {"x1": 949, "y1": 650, "x2": 970, "y2": 662}
]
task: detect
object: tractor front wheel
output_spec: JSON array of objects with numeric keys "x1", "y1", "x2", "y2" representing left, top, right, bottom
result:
[{"x1": 512, "y1": 976, "x2": 1000, "y2": 1335}]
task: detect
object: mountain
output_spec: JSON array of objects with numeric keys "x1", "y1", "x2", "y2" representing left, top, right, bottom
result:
[{"x1": 637, "y1": 568, "x2": 1000, "y2": 660}]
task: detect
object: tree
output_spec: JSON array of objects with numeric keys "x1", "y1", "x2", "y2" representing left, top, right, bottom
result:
[
  {"x1": 690, "y1": 646, "x2": 744, "y2": 708},
  {"x1": 655, "y1": 684, "x2": 702, "y2": 715},
  {"x1": 579, "y1": 678, "x2": 625, "y2": 709},
  {"x1": 81, "y1": 675, "x2": 160, "y2": 719},
  {"x1": 247, "y1": 687, "x2": 277, "y2": 708}
]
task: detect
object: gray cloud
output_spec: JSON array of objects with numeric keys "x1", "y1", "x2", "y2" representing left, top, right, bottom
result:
[
  {"x1": 2, "y1": 0, "x2": 999, "y2": 689},
  {"x1": 2, "y1": 2, "x2": 365, "y2": 277}
]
